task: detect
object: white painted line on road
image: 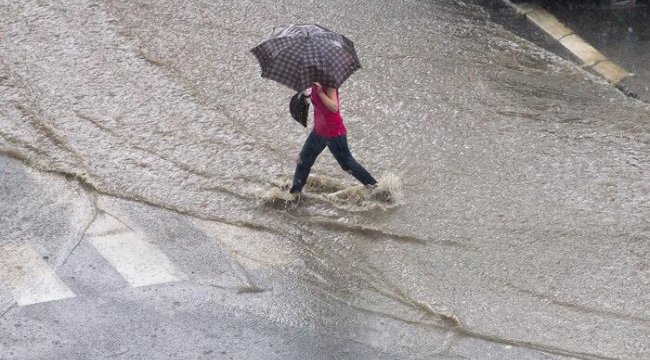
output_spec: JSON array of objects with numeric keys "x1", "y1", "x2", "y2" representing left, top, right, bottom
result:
[
  {"x1": 0, "y1": 245, "x2": 76, "y2": 306},
  {"x1": 195, "y1": 219, "x2": 300, "y2": 270},
  {"x1": 88, "y1": 232, "x2": 181, "y2": 287},
  {"x1": 86, "y1": 212, "x2": 181, "y2": 287},
  {"x1": 84, "y1": 210, "x2": 130, "y2": 237}
]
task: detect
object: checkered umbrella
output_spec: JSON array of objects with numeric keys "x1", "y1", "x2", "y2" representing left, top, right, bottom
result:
[{"x1": 251, "y1": 24, "x2": 361, "y2": 92}]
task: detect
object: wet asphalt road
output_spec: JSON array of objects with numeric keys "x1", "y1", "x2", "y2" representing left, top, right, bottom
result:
[{"x1": 1, "y1": 0, "x2": 649, "y2": 359}]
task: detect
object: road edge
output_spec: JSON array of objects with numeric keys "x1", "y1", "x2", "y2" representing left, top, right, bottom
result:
[{"x1": 501, "y1": 0, "x2": 632, "y2": 85}]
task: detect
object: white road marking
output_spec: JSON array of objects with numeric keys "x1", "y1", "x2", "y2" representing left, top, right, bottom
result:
[
  {"x1": 0, "y1": 245, "x2": 76, "y2": 306},
  {"x1": 87, "y1": 212, "x2": 181, "y2": 287},
  {"x1": 195, "y1": 220, "x2": 300, "y2": 270},
  {"x1": 84, "y1": 210, "x2": 130, "y2": 237}
]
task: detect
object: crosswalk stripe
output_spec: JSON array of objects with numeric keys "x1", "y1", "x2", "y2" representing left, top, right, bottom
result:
[
  {"x1": 195, "y1": 219, "x2": 299, "y2": 270},
  {"x1": 85, "y1": 210, "x2": 130, "y2": 237},
  {"x1": 0, "y1": 245, "x2": 76, "y2": 306},
  {"x1": 87, "y1": 212, "x2": 182, "y2": 287}
]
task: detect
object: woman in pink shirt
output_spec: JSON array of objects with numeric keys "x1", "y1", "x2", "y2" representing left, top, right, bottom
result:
[{"x1": 290, "y1": 82, "x2": 377, "y2": 194}]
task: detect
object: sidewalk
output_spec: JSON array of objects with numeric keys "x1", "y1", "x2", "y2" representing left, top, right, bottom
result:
[
  {"x1": 548, "y1": 3, "x2": 650, "y2": 101},
  {"x1": 501, "y1": 0, "x2": 650, "y2": 101}
]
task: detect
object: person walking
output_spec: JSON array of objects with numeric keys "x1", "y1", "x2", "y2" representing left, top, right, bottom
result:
[{"x1": 289, "y1": 82, "x2": 377, "y2": 194}]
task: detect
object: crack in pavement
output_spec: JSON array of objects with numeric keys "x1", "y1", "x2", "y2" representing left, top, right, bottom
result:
[
  {"x1": 60, "y1": 183, "x2": 99, "y2": 267},
  {"x1": 0, "y1": 304, "x2": 16, "y2": 319}
]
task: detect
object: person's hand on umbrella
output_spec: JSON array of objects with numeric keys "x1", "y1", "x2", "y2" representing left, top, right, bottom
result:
[
  {"x1": 312, "y1": 82, "x2": 339, "y2": 113},
  {"x1": 313, "y1": 82, "x2": 324, "y2": 94}
]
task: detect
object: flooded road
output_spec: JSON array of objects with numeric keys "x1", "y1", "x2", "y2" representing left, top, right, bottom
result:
[{"x1": 1, "y1": 0, "x2": 649, "y2": 359}]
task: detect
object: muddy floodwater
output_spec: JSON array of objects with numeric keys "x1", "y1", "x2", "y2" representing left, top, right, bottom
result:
[{"x1": 1, "y1": 0, "x2": 648, "y2": 359}]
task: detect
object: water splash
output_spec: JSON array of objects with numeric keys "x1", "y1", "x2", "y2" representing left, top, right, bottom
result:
[{"x1": 260, "y1": 174, "x2": 403, "y2": 212}]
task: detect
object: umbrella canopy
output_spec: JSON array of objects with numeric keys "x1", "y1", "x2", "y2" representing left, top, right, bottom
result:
[{"x1": 251, "y1": 24, "x2": 361, "y2": 92}]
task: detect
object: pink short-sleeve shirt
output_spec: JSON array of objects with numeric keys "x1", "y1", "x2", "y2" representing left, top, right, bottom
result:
[{"x1": 311, "y1": 84, "x2": 347, "y2": 138}]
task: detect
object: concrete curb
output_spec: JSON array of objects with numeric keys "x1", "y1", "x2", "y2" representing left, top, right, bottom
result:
[{"x1": 502, "y1": 0, "x2": 632, "y2": 84}]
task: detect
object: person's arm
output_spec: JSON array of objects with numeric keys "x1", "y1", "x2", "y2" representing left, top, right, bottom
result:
[{"x1": 314, "y1": 83, "x2": 339, "y2": 113}]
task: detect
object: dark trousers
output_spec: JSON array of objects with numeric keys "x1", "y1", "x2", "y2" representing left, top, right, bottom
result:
[{"x1": 291, "y1": 131, "x2": 377, "y2": 192}]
